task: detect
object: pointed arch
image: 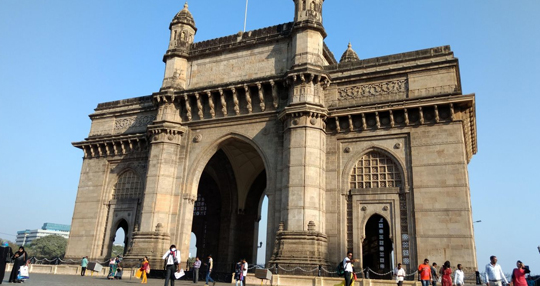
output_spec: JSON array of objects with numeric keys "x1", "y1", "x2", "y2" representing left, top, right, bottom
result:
[{"x1": 185, "y1": 133, "x2": 270, "y2": 199}]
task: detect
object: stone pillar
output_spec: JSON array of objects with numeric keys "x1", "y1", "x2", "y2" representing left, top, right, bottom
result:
[
  {"x1": 125, "y1": 98, "x2": 188, "y2": 267},
  {"x1": 270, "y1": 74, "x2": 330, "y2": 268}
]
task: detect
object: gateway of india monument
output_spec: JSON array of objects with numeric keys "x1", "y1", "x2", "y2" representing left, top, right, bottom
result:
[{"x1": 65, "y1": 0, "x2": 478, "y2": 278}]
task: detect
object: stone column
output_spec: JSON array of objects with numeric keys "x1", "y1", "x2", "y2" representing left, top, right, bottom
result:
[
  {"x1": 270, "y1": 74, "x2": 330, "y2": 268},
  {"x1": 126, "y1": 98, "x2": 188, "y2": 266}
]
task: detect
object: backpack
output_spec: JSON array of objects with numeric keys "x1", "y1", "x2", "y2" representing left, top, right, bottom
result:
[{"x1": 336, "y1": 261, "x2": 345, "y2": 276}]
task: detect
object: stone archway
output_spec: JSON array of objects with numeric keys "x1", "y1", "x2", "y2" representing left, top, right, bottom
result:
[
  {"x1": 362, "y1": 214, "x2": 392, "y2": 278},
  {"x1": 191, "y1": 138, "x2": 267, "y2": 272}
]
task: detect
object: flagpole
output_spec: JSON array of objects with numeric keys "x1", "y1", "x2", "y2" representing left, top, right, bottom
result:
[{"x1": 243, "y1": 0, "x2": 249, "y2": 32}]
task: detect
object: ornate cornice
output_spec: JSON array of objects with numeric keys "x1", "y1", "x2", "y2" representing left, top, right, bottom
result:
[{"x1": 72, "y1": 134, "x2": 148, "y2": 159}]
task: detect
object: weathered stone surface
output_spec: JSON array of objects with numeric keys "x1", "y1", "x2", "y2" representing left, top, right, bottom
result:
[{"x1": 66, "y1": 0, "x2": 478, "y2": 278}]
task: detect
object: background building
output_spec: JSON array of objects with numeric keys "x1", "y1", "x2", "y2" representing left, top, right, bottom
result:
[{"x1": 16, "y1": 223, "x2": 70, "y2": 246}]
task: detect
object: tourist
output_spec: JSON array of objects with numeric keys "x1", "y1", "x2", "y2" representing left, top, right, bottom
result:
[
  {"x1": 162, "y1": 245, "x2": 180, "y2": 286},
  {"x1": 511, "y1": 260, "x2": 530, "y2": 286},
  {"x1": 454, "y1": 264, "x2": 464, "y2": 286},
  {"x1": 440, "y1": 261, "x2": 452, "y2": 286},
  {"x1": 205, "y1": 254, "x2": 216, "y2": 286},
  {"x1": 394, "y1": 263, "x2": 406, "y2": 286},
  {"x1": 242, "y1": 258, "x2": 248, "y2": 286},
  {"x1": 526, "y1": 275, "x2": 535, "y2": 286},
  {"x1": 235, "y1": 259, "x2": 243, "y2": 286},
  {"x1": 431, "y1": 263, "x2": 439, "y2": 286},
  {"x1": 418, "y1": 259, "x2": 433, "y2": 286},
  {"x1": 192, "y1": 257, "x2": 201, "y2": 284},
  {"x1": 0, "y1": 242, "x2": 13, "y2": 284},
  {"x1": 9, "y1": 247, "x2": 28, "y2": 283},
  {"x1": 485, "y1": 256, "x2": 508, "y2": 286},
  {"x1": 115, "y1": 256, "x2": 123, "y2": 279},
  {"x1": 343, "y1": 251, "x2": 358, "y2": 286},
  {"x1": 81, "y1": 256, "x2": 88, "y2": 276},
  {"x1": 107, "y1": 257, "x2": 117, "y2": 280},
  {"x1": 140, "y1": 256, "x2": 149, "y2": 284}
]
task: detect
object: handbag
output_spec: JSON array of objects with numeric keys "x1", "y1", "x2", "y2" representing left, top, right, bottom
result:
[
  {"x1": 135, "y1": 269, "x2": 142, "y2": 279},
  {"x1": 146, "y1": 263, "x2": 151, "y2": 274},
  {"x1": 18, "y1": 265, "x2": 30, "y2": 280},
  {"x1": 353, "y1": 272, "x2": 358, "y2": 281},
  {"x1": 174, "y1": 269, "x2": 185, "y2": 279}
]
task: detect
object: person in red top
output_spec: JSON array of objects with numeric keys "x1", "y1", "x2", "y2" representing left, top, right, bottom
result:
[
  {"x1": 440, "y1": 261, "x2": 452, "y2": 286},
  {"x1": 419, "y1": 259, "x2": 433, "y2": 286},
  {"x1": 511, "y1": 260, "x2": 530, "y2": 286}
]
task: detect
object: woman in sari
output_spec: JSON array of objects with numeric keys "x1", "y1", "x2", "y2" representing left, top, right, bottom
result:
[
  {"x1": 9, "y1": 247, "x2": 28, "y2": 283},
  {"x1": 139, "y1": 256, "x2": 149, "y2": 284},
  {"x1": 107, "y1": 258, "x2": 117, "y2": 279}
]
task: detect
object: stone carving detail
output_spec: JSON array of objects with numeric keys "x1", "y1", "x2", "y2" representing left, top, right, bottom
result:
[
  {"x1": 257, "y1": 83, "x2": 266, "y2": 112},
  {"x1": 193, "y1": 134, "x2": 202, "y2": 143},
  {"x1": 207, "y1": 91, "x2": 215, "y2": 119},
  {"x1": 114, "y1": 115, "x2": 156, "y2": 132},
  {"x1": 184, "y1": 95, "x2": 192, "y2": 121},
  {"x1": 219, "y1": 89, "x2": 227, "y2": 117},
  {"x1": 232, "y1": 87, "x2": 240, "y2": 115},
  {"x1": 244, "y1": 85, "x2": 252, "y2": 114},
  {"x1": 338, "y1": 79, "x2": 407, "y2": 101}
]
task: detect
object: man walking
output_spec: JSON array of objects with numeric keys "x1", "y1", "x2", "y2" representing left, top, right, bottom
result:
[
  {"x1": 485, "y1": 256, "x2": 508, "y2": 286},
  {"x1": 162, "y1": 245, "x2": 180, "y2": 286},
  {"x1": 242, "y1": 258, "x2": 248, "y2": 286},
  {"x1": 343, "y1": 252, "x2": 358, "y2": 286},
  {"x1": 431, "y1": 262, "x2": 439, "y2": 286},
  {"x1": 193, "y1": 257, "x2": 201, "y2": 284},
  {"x1": 205, "y1": 254, "x2": 215, "y2": 286},
  {"x1": 81, "y1": 256, "x2": 88, "y2": 276},
  {"x1": 418, "y1": 259, "x2": 432, "y2": 286}
]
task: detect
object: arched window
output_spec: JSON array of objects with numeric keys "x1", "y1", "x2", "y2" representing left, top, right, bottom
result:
[
  {"x1": 350, "y1": 151, "x2": 402, "y2": 189},
  {"x1": 113, "y1": 170, "x2": 143, "y2": 199}
]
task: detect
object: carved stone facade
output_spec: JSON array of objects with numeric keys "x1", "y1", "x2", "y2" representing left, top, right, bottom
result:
[{"x1": 66, "y1": 1, "x2": 478, "y2": 277}]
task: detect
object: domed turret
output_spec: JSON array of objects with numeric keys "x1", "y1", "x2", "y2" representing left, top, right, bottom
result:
[
  {"x1": 168, "y1": 2, "x2": 197, "y2": 50},
  {"x1": 171, "y1": 2, "x2": 196, "y2": 31},
  {"x1": 339, "y1": 43, "x2": 360, "y2": 63},
  {"x1": 161, "y1": 2, "x2": 197, "y2": 91}
]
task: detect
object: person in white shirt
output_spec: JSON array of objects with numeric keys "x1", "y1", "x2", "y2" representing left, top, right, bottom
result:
[
  {"x1": 162, "y1": 245, "x2": 180, "y2": 286},
  {"x1": 343, "y1": 252, "x2": 358, "y2": 286},
  {"x1": 242, "y1": 258, "x2": 248, "y2": 286},
  {"x1": 485, "y1": 256, "x2": 508, "y2": 286},
  {"x1": 454, "y1": 264, "x2": 464, "y2": 286},
  {"x1": 394, "y1": 263, "x2": 406, "y2": 286}
]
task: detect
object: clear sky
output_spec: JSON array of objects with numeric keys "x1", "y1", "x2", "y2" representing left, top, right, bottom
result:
[{"x1": 0, "y1": 0, "x2": 538, "y2": 273}]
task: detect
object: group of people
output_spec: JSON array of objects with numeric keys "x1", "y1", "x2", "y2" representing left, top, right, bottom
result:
[
  {"x1": 161, "y1": 245, "x2": 222, "y2": 286},
  {"x1": 417, "y1": 256, "x2": 535, "y2": 286},
  {"x1": 234, "y1": 258, "x2": 248, "y2": 286},
  {"x1": 418, "y1": 258, "x2": 464, "y2": 286},
  {"x1": 107, "y1": 256, "x2": 124, "y2": 280},
  {"x1": 0, "y1": 244, "x2": 29, "y2": 284}
]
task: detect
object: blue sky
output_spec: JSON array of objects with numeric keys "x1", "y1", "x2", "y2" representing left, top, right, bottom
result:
[{"x1": 1, "y1": 0, "x2": 539, "y2": 272}]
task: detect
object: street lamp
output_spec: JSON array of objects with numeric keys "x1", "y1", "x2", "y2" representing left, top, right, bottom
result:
[
  {"x1": 537, "y1": 245, "x2": 539, "y2": 254},
  {"x1": 473, "y1": 220, "x2": 481, "y2": 223},
  {"x1": 258, "y1": 242, "x2": 263, "y2": 248}
]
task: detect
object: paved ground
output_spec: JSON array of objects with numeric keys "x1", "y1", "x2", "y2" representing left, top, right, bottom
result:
[{"x1": 0, "y1": 274, "x2": 231, "y2": 286}]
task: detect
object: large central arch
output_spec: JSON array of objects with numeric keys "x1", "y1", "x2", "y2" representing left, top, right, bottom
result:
[{"x1": 190, "y1": 136, "x2": 268, "y2": 272}]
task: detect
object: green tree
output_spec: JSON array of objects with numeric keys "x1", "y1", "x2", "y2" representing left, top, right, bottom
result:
[
  {"x1": 27, "y1": 235, "x2": 67, "y2": 258},
  {"x1": 111, "y1": 245, "x2": 124, "y2": 257}
]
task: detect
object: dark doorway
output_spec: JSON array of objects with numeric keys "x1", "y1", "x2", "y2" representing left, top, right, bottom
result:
[
  {"x1": 191, "y1": 143, "x2": 267, "y2": 273},
  {"x1": 362, "y1": 215, "x2": 392, "y2": 278}
]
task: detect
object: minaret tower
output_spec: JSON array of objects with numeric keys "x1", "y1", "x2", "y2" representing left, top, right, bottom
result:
[
  {"x1": 161, "y1": 2, "x2": 197, "y2": 91},
  {"x1": 270, "y1": 0, "x2": 331, "y2": 268},
  {"x1": 126, "y1": 3, "x2": 195, "y2": 267}
]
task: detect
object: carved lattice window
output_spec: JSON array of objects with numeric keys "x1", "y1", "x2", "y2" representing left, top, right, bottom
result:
[
  {"x1": 193, "y1": 193, "x2": 207, "y2": 216},
  {"x1": 350, "y1": 151, "x2": 402, "y2": 189},
  {"x1": 113, "y1": 170, "x2": 143, "y2": 199}
]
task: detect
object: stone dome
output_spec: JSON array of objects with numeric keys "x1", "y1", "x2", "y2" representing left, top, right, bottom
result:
[
  {"x1": 339, "y1": 43, "x2": 360, "y2": 63},
  {"x1": 171, "y1": 2, "x2": 197, "y2": 31}
]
